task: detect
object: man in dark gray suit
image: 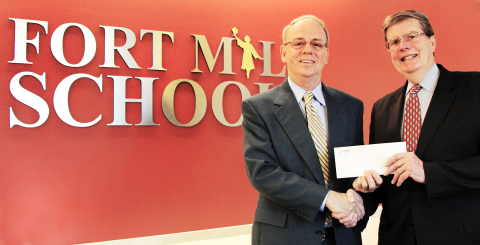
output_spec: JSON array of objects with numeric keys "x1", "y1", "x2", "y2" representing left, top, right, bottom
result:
[
  {"x1": 242, "y1": 15, "x2": 365, "y2": 245},
  {"x1": 352, "y1": 10, "x2": 480, "y2": 245}
]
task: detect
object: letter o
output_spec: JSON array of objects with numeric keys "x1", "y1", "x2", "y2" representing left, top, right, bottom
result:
[
  {"x1": 51, "y1": 23, "x2": 96, "y2": 67},
  {"x1": 212, "y1": 81, "x2": 251, "y2": 127},
  {"x1": 162, "y1": 79, "x2": 207, "y2": 127}
]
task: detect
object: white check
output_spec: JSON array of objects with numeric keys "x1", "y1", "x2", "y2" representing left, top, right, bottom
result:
[{"x1": 334, "y1": 142, "x2": 407, "y2": 178}]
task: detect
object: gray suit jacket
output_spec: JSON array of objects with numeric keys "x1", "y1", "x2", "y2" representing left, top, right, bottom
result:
[{"x1": 242, "y1": 78, "x2": 364, "y2": 245}]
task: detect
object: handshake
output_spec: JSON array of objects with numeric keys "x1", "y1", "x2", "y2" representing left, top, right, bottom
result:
[
  {"x1": 326, "y1": 189, "x2": 364, "y2": 228},
  {"x1": 327, "y1": 169, "x2": 384, "y2": 228}
]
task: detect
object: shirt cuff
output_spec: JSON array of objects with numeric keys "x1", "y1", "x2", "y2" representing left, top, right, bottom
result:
[{"x1": 320, "y1": 190, "x2": 330, "y2": 211}]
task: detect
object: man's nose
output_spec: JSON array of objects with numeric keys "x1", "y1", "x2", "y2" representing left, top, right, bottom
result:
[
  {"x1": 302, "y1": 42, "x2": 314, "y2": 53},
  {"x1": 399, "y1": 38, "x2": 411, "y2": 50}
]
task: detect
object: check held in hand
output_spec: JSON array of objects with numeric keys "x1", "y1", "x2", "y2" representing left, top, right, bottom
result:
[
  {"x1": 334, "y1": 142, "x2": 407, "y2": 178},
  {"x1": 335, "y1": 142, "x2": 406, "y2": 193}
]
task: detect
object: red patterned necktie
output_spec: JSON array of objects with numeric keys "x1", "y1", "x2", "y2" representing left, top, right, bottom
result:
[{"x1": 403, "y1": 85, "x2": 422, "y2": 152}]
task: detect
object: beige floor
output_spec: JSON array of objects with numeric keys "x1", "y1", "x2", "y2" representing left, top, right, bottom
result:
[
  {"x1": 80, "y1": 206, "x2": 382, "y2": 245},
  {"x1": 361, "y1": 206, "x2": 382, "y2": 245}
]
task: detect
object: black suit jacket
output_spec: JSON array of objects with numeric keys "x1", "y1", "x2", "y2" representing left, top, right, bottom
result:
[
  {"x1": 366, "y1": 64, "x2": 480, "y2": 245},
  {"x1": 242, "y1": 78, "x2": 364, "y2": 245}
]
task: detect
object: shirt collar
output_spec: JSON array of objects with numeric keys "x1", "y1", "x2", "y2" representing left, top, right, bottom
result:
[
  {"x1": 406, "y1": 63, "x2": 440, "y2": 95},
  {"x1": 287, "y1": 77, "x2": 326, "y2": 106}
]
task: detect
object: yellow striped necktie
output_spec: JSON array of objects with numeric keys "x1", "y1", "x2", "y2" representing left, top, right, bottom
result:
[{"x1": 303, "y1": 92, "x2": 331, "y2": 224}]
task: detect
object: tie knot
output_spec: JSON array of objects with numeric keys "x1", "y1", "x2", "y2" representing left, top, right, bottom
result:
[
  {"x1": 410, "y1": 84, "x2": 421, "y2": 95},
  {"x1": 304, "y1": 92, "x2": 314, "y2": 104}
]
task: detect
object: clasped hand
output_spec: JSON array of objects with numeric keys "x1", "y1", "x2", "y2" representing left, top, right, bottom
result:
[{"x1": 327, "y1": 189, "x2": 364, "y2": 228}]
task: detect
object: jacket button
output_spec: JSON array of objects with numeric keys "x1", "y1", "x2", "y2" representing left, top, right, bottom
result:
[
  {"x1": 409, "y1": 187, "x2": 415, "y2": 194},
  {"x1": 409, "y1": 222, "x2": 414, "y2": 228},
  {"x1": 316, "y1": 230, "x2": 324, "y2": 236}
]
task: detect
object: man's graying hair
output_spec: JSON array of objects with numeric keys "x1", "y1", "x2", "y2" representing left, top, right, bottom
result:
[
  {"x1": 383, "y1": 10, "x2": 434, "y2": 42},
  {"x1": 282, "y1": 15, "x2": 329, "y2": 47}
]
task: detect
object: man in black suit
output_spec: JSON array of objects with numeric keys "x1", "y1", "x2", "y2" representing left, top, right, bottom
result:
[
  {"x1": 352, "y1": 10, "x2": 480, "y2": 245},
  {"x1": 242, "y1": 15, "x2": 365, "y2": 245}
]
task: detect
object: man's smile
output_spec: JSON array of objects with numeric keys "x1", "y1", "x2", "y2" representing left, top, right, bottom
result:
[
  {"x1": 300, "y1": 60, "x2": 315, "y2": 63},
  {"x1": 401, "y1": 54, "x2": 418, "y2": 61}
]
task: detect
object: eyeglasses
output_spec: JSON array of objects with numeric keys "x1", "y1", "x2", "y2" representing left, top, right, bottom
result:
[
  {"x1": 284, "y1": 40, "x2": 327, "y2": 50},
  {"x1": 386, "y1": 32, "x2": 428, "y2": 50}
]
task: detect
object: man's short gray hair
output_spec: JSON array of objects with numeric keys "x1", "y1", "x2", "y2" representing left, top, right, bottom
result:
[{"x1": 282, "y1": 15, "x2": 329, "y2": 47}]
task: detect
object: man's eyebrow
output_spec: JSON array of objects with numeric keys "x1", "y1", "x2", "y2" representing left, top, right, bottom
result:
[{"x1": 292, "y1": 37, "x2": 323, "y2": 41}]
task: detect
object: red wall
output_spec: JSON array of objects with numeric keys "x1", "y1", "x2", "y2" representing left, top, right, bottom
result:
[{"x1": 1, "y1": 0, "x2": 480, "y2": 244}]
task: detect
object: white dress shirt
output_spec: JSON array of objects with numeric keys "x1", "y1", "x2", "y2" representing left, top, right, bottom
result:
[{"x1": 401, "y1": 63, "x2": 440, "y2": 137}]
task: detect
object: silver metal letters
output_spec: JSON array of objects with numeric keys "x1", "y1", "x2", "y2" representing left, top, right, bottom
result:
[{"x1": 8, "y1": 18, "x2": 284, "y2": 128}]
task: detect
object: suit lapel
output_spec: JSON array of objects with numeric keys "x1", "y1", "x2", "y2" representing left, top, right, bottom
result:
[
  {"x1": 323, "y1": 85, "x2": 346, "y2": 151},
  {"x1": 273, "y1": 80, "x2": 325, "y2": 186},
  {"x1": 416, "y1": 65, "x2": 457, "y2": 157},
  {"x1": 322, "y1": 85, "x2": 346, "y2": 189},
  {"x1": 388, "y1": 86, "x2": 406, "y2": 142}
]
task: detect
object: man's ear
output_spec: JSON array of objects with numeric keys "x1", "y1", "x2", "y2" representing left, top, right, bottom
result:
[{"x1": 280, "y1": 45, "x2": 287, "y2": 63}]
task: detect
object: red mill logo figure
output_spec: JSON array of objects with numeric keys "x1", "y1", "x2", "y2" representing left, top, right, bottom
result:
[{"x1": 232, "y1": 27, "x2": 263, "y2": 78}]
